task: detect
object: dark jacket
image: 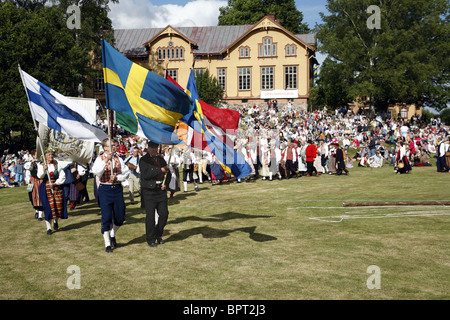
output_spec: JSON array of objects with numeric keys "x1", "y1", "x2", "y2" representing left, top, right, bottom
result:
[{"x1": 139, "y1": 153, "x2": 167, "y2": 190}]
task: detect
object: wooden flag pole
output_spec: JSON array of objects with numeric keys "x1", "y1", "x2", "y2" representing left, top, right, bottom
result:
[{"x1": 106, "y1": 109, "x2": 114, "y2": 176}]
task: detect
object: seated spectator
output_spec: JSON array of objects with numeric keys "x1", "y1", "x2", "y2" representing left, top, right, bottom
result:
[
  {"x1": 368, "y1": 151, "x2": 383, "y2": 168},
  {"x1": 358, "y1": 154, "x2": 369, "y2": 167},
  {"x1": 2, "y1": 164, "x2": 13, "y2": 187}
]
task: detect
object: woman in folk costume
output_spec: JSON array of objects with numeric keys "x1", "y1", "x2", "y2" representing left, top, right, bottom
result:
[
  {"x1": 24, "y1": 151, "x2": 44, "y2": 221},
  {"x1": 328, "y1": 141, "x2": 337, "y2": 174},
  {"x1": 279, "y1": 142, "x2": 287, "y2": 178},
  {"x1": 260, "y1": 142, "x2": 270, "y2": 180},
  {"x1": 244, "y1": 145, "x2": 256, "y2": 182},
  {"x1": 297, "y1": 140, "x2": 308, "y2": 176},
  {"x1": 268, "y1": 140, "x2": 282, "y2": 181},
  {"x1": 395, "y1": 141, "x2": 412, "y2": 174},
  {"x1": 67, "y1": 162, "x2": 88, "y2": 211},
  {"x1": 37, "y1": 150, "x2": 67, "y2": 235}
]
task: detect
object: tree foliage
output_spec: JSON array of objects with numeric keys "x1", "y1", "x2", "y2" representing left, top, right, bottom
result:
[
  {"x1": 0, "y1": 0, "x2": 116, "y2": 150},
  {"x1": 218, "y1": 0, "x2": 310, "y2": 34},
  {"x1": 194, "y1": 69, "x2": 224, "y2": 108},
  {"x1": 315, "y1": 0, "x2": 450, "y2": 112}
]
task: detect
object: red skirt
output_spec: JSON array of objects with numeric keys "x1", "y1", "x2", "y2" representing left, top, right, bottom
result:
[{"x1": 45, "y1": 179, "x2": 64, "y2": 219}]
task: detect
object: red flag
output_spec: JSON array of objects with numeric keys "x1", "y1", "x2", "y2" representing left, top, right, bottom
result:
[{"x1": 165, "y1": 74, "x2": 240, "y2": 150}]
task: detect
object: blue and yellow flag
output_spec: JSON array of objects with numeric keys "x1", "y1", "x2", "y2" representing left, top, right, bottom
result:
[
  {"x1": 181, "y1": 70, "x2": 252, "y2": 180},
  {"x1": 101, "y1": 40, "x2": 192, "y2": 144}
]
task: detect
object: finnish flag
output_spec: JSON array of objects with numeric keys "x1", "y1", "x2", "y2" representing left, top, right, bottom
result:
[{"x1": 19, "y1": 69, "x2": 108, "y2": 143}]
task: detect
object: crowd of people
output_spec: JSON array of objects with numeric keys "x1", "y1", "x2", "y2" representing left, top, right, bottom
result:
[{"x1": 1, "y1": 103, "x2": 449, "y2": 252}]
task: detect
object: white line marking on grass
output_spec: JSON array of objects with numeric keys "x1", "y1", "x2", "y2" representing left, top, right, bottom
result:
[{"x1": 309, "y1": 209, "x2": 450, "y2": 223}]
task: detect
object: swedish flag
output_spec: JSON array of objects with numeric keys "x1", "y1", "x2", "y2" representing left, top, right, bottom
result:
[{"x1": 101, "y1": 40, "x2": 192, "y2": 144}]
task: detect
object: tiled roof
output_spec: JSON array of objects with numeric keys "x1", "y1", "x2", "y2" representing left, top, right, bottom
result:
[{"x1": 113, "y1": 25, "x2": 316, "y2": 56}]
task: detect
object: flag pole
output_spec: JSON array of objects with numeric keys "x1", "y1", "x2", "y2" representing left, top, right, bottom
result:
[
  {"x1": 101, "y1": 40, "x2": 114, "y2": 176},
  {"x1": 163, "y1": 121, "x2": 181, "y2": 186},
  {"x1": 18, "y1": 65, "x2": 53, "y2": 191}
]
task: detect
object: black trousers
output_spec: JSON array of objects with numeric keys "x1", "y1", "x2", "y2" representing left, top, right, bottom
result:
[
  {"x1": 285, "y1": 160, "x2": 296, "y2": 178},
  {"x1": 307, "y1": 161, "x2": 317, "y2": 175},
  {"x1": 142, "y1": 188, "x2": 169, "y2": 244}
]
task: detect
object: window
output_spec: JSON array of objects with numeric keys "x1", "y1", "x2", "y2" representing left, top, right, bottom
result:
[
  {"x1": 238, "y1": 67, "x2": 251, "y2": 91},
  {"x1": 286, "y1": 45, "x2": 296, "y2": 56},
  {"x1": 258, "y1": 37, "x2": 277, "y2": 57},
  {"x1": 284, "y1": 66, "x2": 297, "y2": 89},
  {"x1": 156, "y1": 47, "x2": 184, "y2": 61},
  {"x1": 94, "y1": 76, "x2": 104, "y2": 91},
  {"x1": 193, "y1": 69, "x2": 204, "y2": 78},
  {"x1": 401, "y1": 108, "x2": 408, "y2": 118},
  {"x1": 239, "y1": 46, "x2": 250, "y2": 58},
  {"x1": 167, "y1": 69, "x2": 177, "y2": 82},
  {"x1": 218, "y1": 68, "x2": 226, "y2": 91},
  {"x1": 261, "y1": 67, "x2": 274, "y2": 90}
]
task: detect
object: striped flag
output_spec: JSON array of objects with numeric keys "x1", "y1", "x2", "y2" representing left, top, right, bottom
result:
[{"x1": 19, "y1": 68, "x2": 108, "y2": 143}]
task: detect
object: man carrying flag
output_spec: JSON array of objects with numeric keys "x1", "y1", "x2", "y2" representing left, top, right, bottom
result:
[{"x1": 101, "y1": 40, "x2": 192, "y2": 249}]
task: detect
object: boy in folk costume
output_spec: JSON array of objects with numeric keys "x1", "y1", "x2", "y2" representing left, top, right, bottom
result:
[
  {"x1": 182, "y1": 149, "x2": 199, "y2": 192},
  {"x1": 37, "y1": 150, "x2": 67, "y2": 235},
  {"x1": 92, "y1": 138, "x2": 130, "y2": 253}
]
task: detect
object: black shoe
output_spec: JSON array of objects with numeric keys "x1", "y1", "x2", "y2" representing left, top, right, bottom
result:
[
  {"x1": 38, "y1": 218, "x2": 43, "y2": 222},
  {"x1": 46, "y1": 229, "x2": 52, "y2": 235},
  {"x1": 148, "y1": 242, "x2": 157, "y2": 248},
  {"x1": 157, "y1": 238, "x2": 165, "y2": 245},
  {"x1": 105, "y1": 246, "x2": 113, "y2": 253},
  {"x1": 110, "y1": 236, "x2": 117, "y2": 248},
  {"x1": 195, "y1": 186, "x2": 199, "y2": 192},
  {"x1": 53, "y1": 221, "x2": 59, "y2": 231},
  {"x1": 34, "y1": 212, "x2": 38, "y2": 219}
]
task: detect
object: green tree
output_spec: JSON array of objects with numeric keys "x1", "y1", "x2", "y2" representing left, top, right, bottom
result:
[
  {"x1": 194, "y1": 70, "x2": 224, "y2": 108},
  {"x1": 218, "y1": 0, "x2": 310, "y2": 34},
  {"x1": 0, "y1": 0, "x2": 116, "y2": 150},
  {"x1": 316, "y1": 0, "x2": 449, "y2": 113}
]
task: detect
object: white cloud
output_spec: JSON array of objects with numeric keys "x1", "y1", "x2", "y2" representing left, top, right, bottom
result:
[{"x1": 109, "y1": 0, "x2": 227, "y2": 29}]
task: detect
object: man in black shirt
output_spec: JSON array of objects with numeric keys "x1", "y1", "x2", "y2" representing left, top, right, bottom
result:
[{"x1": 139, "y1": 141, "x2": 169, "y2": 248}]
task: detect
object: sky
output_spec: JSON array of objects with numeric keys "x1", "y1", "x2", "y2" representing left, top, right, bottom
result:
[{"x1": 108, "y1": 0, "x2": 329, "y2": 64}]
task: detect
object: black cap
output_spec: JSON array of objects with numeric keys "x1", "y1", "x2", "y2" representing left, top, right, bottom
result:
[{"x1": 147, "y1": 141, "x2": 159, "y2": 149}]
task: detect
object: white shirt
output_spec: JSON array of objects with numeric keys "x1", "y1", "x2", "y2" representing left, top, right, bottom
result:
[
  {"x1": 37, "y1": 162, "x2": 66, "y2": 185},
  {"x1": 92, "y1": 155, "x2": 130, "y2": 183}
]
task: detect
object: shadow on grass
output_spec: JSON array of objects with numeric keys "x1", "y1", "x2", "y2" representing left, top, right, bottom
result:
[
  {"x1": 165, "y1": 225, "x2": 277, "y2": 243},
  {"x1": 121, "y1": 211, "x2": 277, "y2": 247}
]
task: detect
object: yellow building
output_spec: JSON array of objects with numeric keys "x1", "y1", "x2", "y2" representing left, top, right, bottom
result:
[
  {"x1": 94, "y1": 15, "x2": 318, "y2": 110},
  {"x1": 349, "y1": 97, "x2": 422, "y2": 120}
]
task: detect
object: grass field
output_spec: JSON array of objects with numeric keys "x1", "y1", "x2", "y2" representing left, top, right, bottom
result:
[{"x1": 0, "y1": 160, "x2": 449, "y2": 300}]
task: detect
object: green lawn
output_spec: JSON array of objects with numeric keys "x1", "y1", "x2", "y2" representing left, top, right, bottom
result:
[{"x1": 0, "y1": 161, "x2": 449, "y2": 300}]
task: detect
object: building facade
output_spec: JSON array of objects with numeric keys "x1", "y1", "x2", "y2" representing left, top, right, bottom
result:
[{"x1": 94, "y1": 15, "x2": 318, "y2": 110}]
